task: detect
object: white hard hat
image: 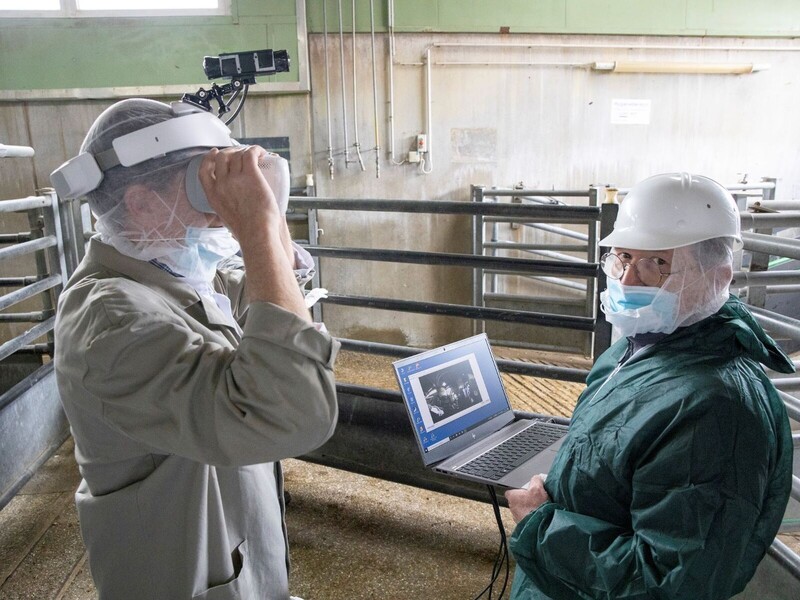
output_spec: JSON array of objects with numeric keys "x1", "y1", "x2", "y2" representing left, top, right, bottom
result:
[{"x1": 599, "y1": 172, "x2": 743, "y2": 251}]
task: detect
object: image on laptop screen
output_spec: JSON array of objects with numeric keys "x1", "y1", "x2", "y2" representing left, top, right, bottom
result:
[{"x1": 395, "y1": 335, "x2": 511, "y2": 454}]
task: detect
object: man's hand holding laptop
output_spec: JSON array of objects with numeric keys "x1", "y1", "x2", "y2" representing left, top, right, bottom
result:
[{"x1": 505, "y1": 474, "x2": 550, "y2": 522}]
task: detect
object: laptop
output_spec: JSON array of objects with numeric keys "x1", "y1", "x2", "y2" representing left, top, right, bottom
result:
[{"x1": 393, "y1": 333, "x2": 569, "y2": 489}]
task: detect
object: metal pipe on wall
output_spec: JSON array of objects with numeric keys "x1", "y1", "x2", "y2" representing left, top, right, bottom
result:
[
  {"x1": 322, "y1": 0, "x2": 335, "y2": 179},
  {"x1": 421, "y1": 46, "x2": 433, "y2": 173},
  {"x1": 369, "y1": 0, "x2": 381, "y2": 177},
  {"x1": 351, "y1": 0, "x2": 365, "y2": 171},
  {"x1": 337, "y1": 0, "x2": 351, "y2": 167},
  {"x1": 386, "y1": 0, "x2": 404, "y2": 165}
]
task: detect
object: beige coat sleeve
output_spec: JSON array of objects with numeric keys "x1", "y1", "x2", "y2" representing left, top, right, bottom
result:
[{"x1": 68, "y1": 278, "x2": 339, "y2": 467}]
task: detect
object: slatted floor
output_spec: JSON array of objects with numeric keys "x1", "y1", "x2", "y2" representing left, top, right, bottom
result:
[{"x1": 334, "y1": 347, "x2": 591, "y2": 418}]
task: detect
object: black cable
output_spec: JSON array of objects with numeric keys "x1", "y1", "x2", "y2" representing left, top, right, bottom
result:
[{"x1": 472, "y1": 485, "x2": 510, "y2": 600}]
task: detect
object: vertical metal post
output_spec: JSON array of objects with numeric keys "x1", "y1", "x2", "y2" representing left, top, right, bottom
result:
[
  {"x1": 25, "y1": 202, "x2": 56, "y2": 350},
  {"x1": 471, "y1": 185, "x2": 486, "y2": 336},
  {"x1": 762, "y1": 177, "x2": 777, "y2": 201},
  {"x1": 56, "y1": 195, "x2": 82, "y2": 278},
  {"x1": 732, "y1": 193, "x2": 748, "y2": 275},
  {"x1": 79, "y1": 201, "x2": 93, "y2": 260},
  {"x1": 742, "y1": 182, "x2": 778, "y2": 309},
  {"x1": 303, "y1": 180, "x2": 324, "y2": 324},
  {"x1": 592, "y1": 202, "x2": 617, "y2": 359},
  {"x1": 489, "y1": 186, "x2": 499, "y2": 294},
  {"x1": 585, "y1": 186, "x2": 600, "y2": 357}
]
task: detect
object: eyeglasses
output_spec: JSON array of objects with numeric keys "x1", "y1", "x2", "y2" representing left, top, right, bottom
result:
[{"x1": 600, "y1": 252, "x2": 672, "y2": 287}]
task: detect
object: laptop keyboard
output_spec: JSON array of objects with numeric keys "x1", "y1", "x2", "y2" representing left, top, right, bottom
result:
[{"x1": 455, "y1": 422, "x2": 566, "y2": 481}]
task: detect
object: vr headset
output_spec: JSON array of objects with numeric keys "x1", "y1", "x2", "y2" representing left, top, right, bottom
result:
[{"x1": 50, "y1": 101, "x2": 289, "y2": 215}]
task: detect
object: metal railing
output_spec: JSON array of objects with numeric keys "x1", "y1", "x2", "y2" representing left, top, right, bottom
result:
[
  {"x1": 471, "y1": 185, "x2": 603, "y2": 356},
  {"x1": 288, "y1": 196, "x2": 609, "y2": 383},
  {"x1": 0, "y1": 186, "x2": 76, "y2": 509},
  {"x1": 0, "y1": 190, "x2": 68, "y2": 362}
]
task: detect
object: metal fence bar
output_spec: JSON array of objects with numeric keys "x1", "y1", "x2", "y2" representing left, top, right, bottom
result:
[
  {"x1": 0, "y1": 311, "x2": 51, "y2": 322},
  {"x1": 0, "y1": 277, "x2": 41, "y2": 287},
  {"x1": 747, "y1": 306, "x2": 800, "y2": 340},
  {"x1": 0, "y1": 318, "x2": 55, "y2": 363},
  {"x1": 0, "y1": 236, "x2": 57, "y2": 262},
  {"x1": 0, "y1": 196, "x2": 49, "y2": 213},
  {"x1": 767, "y1": 538, "x2": 800, "y2": 583},
  {"x1": 321, "y1": 294, "x2": 597, "y2": 331},
  {"x1": 772, "y1": 378, "x2": 800, "y2": 391},
  {"x1": 0, "y1": 233, "x2": 32, "y2": 244},
  {"x1": 303, "y1": 245, "x2": 599, "y2": 278},
  {"x1": 483, "y1": 219, "x2": 594, "y2": 234},
  {"x1": 0, "y1": 275, "x2": 61, "y2": 312},
  {"x1": 483, "y1": 242, "x2": 590, "y2": 252},
  {"x1": 480, "y1": 189, "x2": 592, "y2": 198},
  {"x1": 290, "y1": 198, "x2": 601, "y2": 222},
  {"x1": 732, "y1": 271, "x2": 800, "y2": 288},
  {"x1": 779, "y1": 390, "x2": 800, "y2": 423},
  {"x1": 741, "y1": 232, "x2": 800, "y2": 261},
  {"x1": 484, "y1": 293, "x2": 587, "y2": 306},
  {"x1": 741, "y1": 213, "x2": 800, "y2": 229}
]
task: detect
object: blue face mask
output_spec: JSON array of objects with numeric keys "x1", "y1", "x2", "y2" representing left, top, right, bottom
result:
[
  {"x1": 600, "y1": 279, "x2": 680, "y2": 337},
  {"x1": 159, "y1": 227, "x2": 241, "y2": 284}
]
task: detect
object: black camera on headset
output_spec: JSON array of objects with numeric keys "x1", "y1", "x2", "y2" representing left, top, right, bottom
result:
[
  {"x1": 203, "y1": 49, "x2": 290, "y2": 84},
  {"x1": 182, "y1": 49, "x2": 291, "y2": 120}
]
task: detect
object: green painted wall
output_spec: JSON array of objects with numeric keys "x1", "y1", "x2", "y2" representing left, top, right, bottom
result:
[
  {"x1": 2, "y1": 0, "x2": 799, "y2": 93},
  {"x1": 0, "y1": 0, "x2": 300, "y2": 92},
  {"x1": 306, "y1": 0, "x2": 800, "y2": 36}
]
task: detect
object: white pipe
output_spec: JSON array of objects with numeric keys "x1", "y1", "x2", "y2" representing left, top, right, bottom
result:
[
  {"x1": 351, "y1": 0, "x2": 365, "y2": 171},
  {"x1": 369, "y1": 0, "x2": 381, "y2": 178},
  {"x1": 322, "y1": 0, "x2": 335, "y2": 179},
  {"x1": 429, "y1": 61, "x2": 592, "y2": 67},
  {"x1": 426, "y1": 41, "x2": 800, "y2": 53},
  {"x1": 0, "y1": 144, "x2": 34, "y2": 158},
  {"x1": 386, "y1": 0, "x2": 404, "y2": 165},
  {"x1": 421, "y1": 46, "x2": 433, "y2": 174},
  {"x1": 592, "y1": 61, "x2": 769, "y2": 74},
  {"x1": 337, "y1": 0, "x2": 351, "y2": 166}
]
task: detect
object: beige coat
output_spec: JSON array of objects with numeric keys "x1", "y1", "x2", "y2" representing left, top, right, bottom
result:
[{"x1": 54, "y1": 238, "x2": 339, "y2": 600}]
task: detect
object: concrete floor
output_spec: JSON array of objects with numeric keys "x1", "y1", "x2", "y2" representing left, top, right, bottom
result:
[{"x1": 0, "y1": 437, "x2": 518, "y2": 599}]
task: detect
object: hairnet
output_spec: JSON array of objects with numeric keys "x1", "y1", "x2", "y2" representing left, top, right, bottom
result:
[
  {"x1": 663, "y1": 237, "x2": 734, "y2": 329},
  {"x1": 80, "y1": 98, "x2": 215, "y2": 261}
]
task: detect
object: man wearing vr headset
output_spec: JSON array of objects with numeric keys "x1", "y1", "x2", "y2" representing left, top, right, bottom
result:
[{"x1": 51, "y1": 98, "x2": 338, "y2": 599}]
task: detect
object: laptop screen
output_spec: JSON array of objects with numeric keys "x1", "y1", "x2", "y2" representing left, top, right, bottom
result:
[{"x1": 393, "y1": 334, "x2": 513, "y2": 461}]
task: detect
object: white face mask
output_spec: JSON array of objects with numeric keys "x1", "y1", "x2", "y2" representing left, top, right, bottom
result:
[
  {"x1": 600, "y1": 279, "x2": 680, "y2": 337},
  {"x1": 157, "y1": 227, "x2": 240, "y2": 284}
]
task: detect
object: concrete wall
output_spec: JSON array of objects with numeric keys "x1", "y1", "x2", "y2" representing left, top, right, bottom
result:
[{"x1": 305, "y1": 31, "x2": 800, "y2": 346}]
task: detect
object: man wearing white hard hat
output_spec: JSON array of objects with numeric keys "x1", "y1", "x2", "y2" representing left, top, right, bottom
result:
[
  {"x1": 50, "y1": 98, "x2": 338, "y2": 599},
  {"x1": 505, "y1": 173, "x2": 794, "y2": 599}
]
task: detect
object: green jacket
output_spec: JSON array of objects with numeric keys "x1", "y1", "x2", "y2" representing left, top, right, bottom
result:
[{"x1": 509, "y1": 296, "x2": 794, "y2": 600}]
